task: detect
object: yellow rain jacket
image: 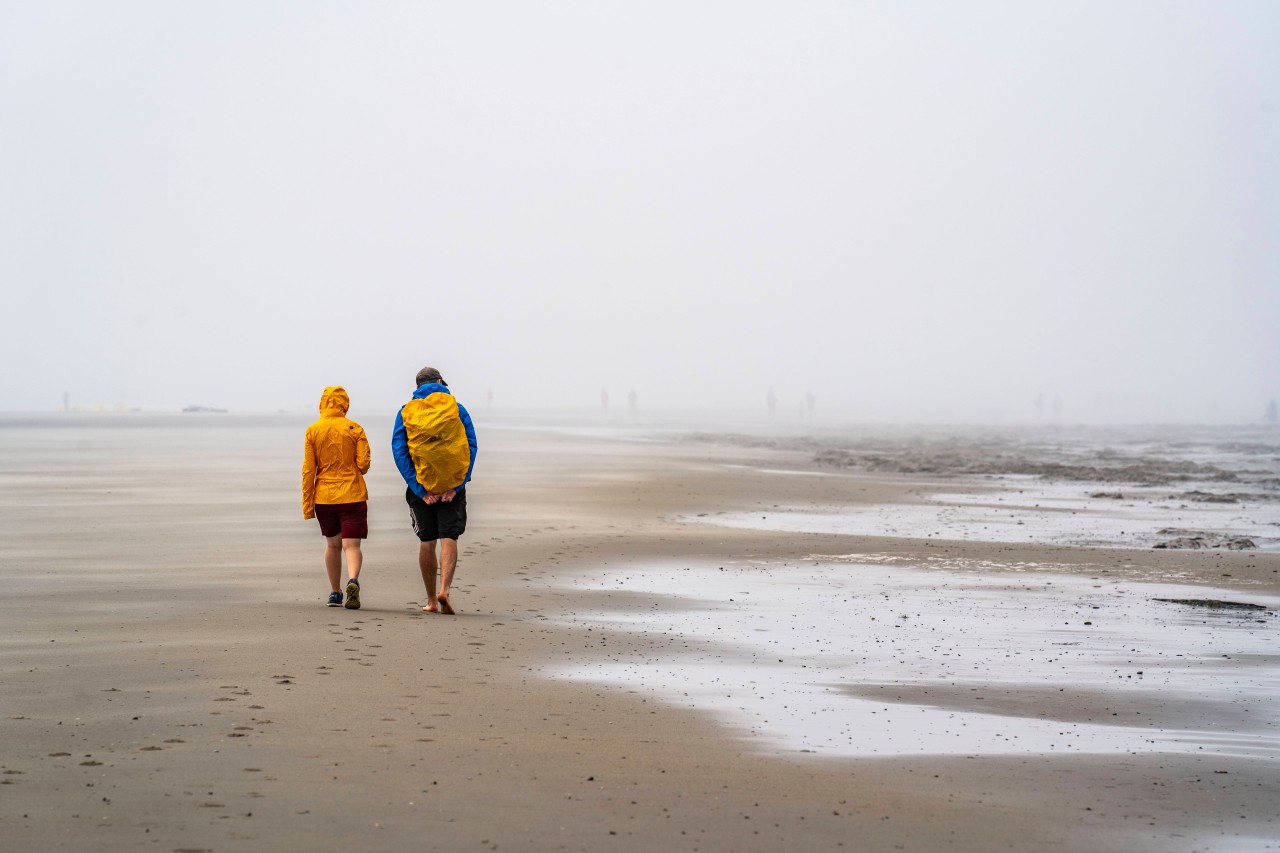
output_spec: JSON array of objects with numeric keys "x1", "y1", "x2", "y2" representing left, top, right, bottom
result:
[{"x1": 302, "y1": 386, "x2": 371, "y2": 518}]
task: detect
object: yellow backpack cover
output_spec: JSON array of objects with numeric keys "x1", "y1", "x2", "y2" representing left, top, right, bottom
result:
[{"x1": 401, "y1": 392, "x2": 471, "y2": 493}]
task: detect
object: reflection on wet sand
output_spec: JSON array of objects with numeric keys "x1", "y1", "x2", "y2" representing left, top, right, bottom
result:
[{"x1": 551, "y1": 560, "x2": 1278, "y2": 759}]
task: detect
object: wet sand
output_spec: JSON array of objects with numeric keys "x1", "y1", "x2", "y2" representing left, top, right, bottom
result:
[{"x1": 1, "y1": 414, "x2": 1278, "y2": 851}]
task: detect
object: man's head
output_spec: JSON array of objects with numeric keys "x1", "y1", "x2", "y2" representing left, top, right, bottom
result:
[{"x1": 415, "y1": 366, "x2": 446, "y2": 387}]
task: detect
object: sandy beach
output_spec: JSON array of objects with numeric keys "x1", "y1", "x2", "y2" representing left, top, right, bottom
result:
[{"x1": 1, "y1": 413, "x2": 1277, "y2": 852}]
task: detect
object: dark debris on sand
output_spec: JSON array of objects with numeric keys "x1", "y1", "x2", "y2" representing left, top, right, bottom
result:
[
  {"x1": 811, "y1": 447, "x2": 1242, "y2": 486},
  {"x1": 1152, "y1": 598, "x2": 1269, "y2": 611},
  {"x1": 1151, "y1": 530, "x2": 1257, "y2": 550},
  {"x1": 685, "y1": 427, "x2": 1280, "y2": 490}
]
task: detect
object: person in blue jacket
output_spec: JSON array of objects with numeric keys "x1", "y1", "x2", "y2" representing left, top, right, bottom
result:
[{"x1": 392, "y1": 366, "x2": 477, "y2": 614}]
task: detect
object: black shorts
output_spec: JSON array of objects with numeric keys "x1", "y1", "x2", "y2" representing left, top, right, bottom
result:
[{"x1": 406, "y1": 486, "x2": 467, "y2": 541}]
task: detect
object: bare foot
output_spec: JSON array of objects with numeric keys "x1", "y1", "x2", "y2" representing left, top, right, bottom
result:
[
  {"x1": 422, "y1": 601, "x2": 438, "y2": 613},
  {"x1": 437, "y1": 593, "x2": 455, "y2": 615}
]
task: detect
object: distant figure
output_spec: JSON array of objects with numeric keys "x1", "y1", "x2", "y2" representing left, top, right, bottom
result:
[
  {"x1": 302, "y1": 386, "x2": 371, "y2": 609},
  {"x1": 487, "y1": 388, "x2": 494, "y2": 407},
  {"x1": 600, "y1": 388, "x2": 610, "y2": 414},
  {"x1": 628, "y1": 389, "x2": 638, "y2": 414},
  {"x1": 62, "y1": 392, "x2": 69, "y2": 412},
  {"x1": 1266, "y1": 398, "x2": 1278, "y2": 424},
  {"x1": 392, "y1": 367, "x2": 478, "y2": 615},
  {"x1": 766, "y1": 386, "x2": 777, "y2": 419},
  {"x1": 805, "y1": 390, "x2": 816, "y2": 420}
]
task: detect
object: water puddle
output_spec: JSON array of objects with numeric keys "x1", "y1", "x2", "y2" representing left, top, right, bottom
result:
[
  {"x1": 684, "y1": 479, "x2": 1280, "y2": 550},
  {"x1": 718, "y1": 463, "x2": 846, "y2": 477},
  {"x1": 549, "y1": 560, "x2": 1279, "y2": 758}
]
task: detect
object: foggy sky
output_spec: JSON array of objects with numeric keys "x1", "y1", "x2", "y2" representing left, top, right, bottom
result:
[{"x1": 2, "y1": 1, "x2": 1278, "y2": 421}]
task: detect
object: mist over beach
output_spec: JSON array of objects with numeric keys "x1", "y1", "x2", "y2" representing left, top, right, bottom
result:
[
  {"x1": 2, "y1": 1, "x2": 1279, "y2": 421},
  {"x1": 3, "y1": 3, "x2": 1280, "y2": 852}
]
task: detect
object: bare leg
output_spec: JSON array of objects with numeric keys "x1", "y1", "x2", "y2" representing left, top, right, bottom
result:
[
  {"x1": 324, "y1": 535, "x2": 342, "y2": 592},
  {"x1": 439, "y1": 538, "x2": 459, "y2": 601},
  {"x1": 342, "y1": 539, "x2": 363, "y2": 581},
  {"x1": 419, "y1": 540, "x2": 438, "y2": 611}
]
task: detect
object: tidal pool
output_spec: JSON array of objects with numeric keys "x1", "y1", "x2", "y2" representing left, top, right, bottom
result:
[
  {"x1": 549, "y1": 559, "x2": 1279, "y2": 758},
  {"x1": 687, "y1": 477, "x2": 1280, "y2": 551}
]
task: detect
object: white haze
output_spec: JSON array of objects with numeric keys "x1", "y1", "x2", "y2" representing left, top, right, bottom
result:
[{"x1": 2, "y1": 1, "x2": 1278, "y2": 422}]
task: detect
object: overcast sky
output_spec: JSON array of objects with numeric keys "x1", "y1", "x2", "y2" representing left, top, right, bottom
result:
[{"x1": 2, "y1": 1, "x2": 1277, "y2": 421}]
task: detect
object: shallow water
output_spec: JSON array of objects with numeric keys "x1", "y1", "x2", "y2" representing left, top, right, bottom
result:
[
  {"x1": 689, "y1": 474, "x2": 1280, "y2": 551},
  {"x1": 550, "y1": 560, "x2": 1280, "y2": 758}
]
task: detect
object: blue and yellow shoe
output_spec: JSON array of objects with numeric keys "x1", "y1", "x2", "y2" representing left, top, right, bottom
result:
[
  {"x1": 327, "y1": 591, "x2": 343, "y2": 607},
  {"x1": 344, "y1": 579, "x2": 361, "y2": 610}
]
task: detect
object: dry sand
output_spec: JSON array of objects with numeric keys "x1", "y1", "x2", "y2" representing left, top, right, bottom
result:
[{"x1": 1, "y1": 414, "x2": 1277, "y2": 852}]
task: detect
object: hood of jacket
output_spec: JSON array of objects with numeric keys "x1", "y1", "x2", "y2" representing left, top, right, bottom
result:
[
  {"x1": 319, "y1": 386, "x2": 351, "y2": 417},
  {"x1": 412, "y1": 382, "x2": 452, "y2": 400}
]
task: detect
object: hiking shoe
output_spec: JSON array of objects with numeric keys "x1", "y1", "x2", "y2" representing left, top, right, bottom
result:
[
  {"x1": 327, "y1": 591, "x2": 343, "y2": 607},
  {"x1": 344, "y1": 579, "x2": 361, "y2": 610}
]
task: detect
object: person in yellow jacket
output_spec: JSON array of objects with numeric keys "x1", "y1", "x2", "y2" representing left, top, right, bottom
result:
[{"x1": 302, "y1": 386, "x2": 372, "y2": 609}]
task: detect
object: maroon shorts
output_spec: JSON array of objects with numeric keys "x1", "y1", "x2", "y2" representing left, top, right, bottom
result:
[{"x1": 314, "y1": 501, "x2": 368, "y2": 539}]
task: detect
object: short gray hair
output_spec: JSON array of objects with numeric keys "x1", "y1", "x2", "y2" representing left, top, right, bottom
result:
[{"x1": 415, "y1": 366, "x2": 445, "y2": 386}]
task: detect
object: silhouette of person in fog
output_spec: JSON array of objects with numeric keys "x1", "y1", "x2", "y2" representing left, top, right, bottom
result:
[
  {"x1": 628, "y1": 389, "x2": 638, "y2": 414},
  {"x1": 766, "y1": 386, "x2": 777, "y2": 419},
  {"x1": 600, "y1": 388, "x2": 610, "y2": 414}
]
